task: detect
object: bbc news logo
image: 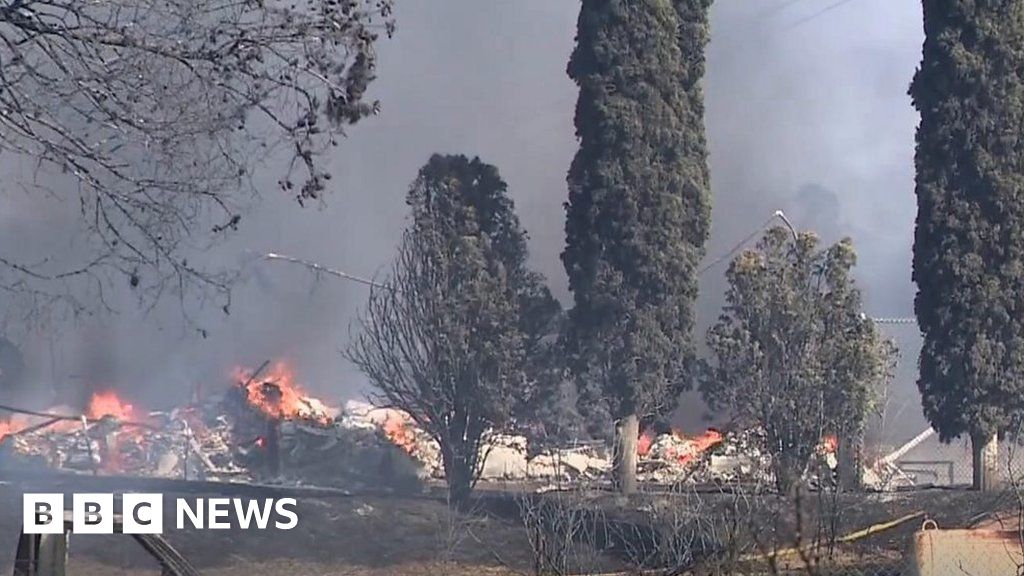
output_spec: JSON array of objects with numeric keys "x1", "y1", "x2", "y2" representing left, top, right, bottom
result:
[{"x1": 23, "y1": 493, "x2": 298, "y2": 534}]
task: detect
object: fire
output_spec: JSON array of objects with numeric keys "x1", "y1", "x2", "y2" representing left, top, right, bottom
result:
[
  {"x1": 821, "y1": 435, "x2": 839, "y2": 454},
  {"x1": 82, "y1": 390, "x2": 146, "y2": 473},
  {"x1": 0, "y1": 420, "x2": 18, "y2": 442},
  {"x1": 382, "y1": 413, "x2": 419, "y2": 456},
  {"x1": 638, "y1": 430, "x2": 655, "y2": 457},
  {"x1": 233, "y1": 362, "x2": 332, "y2": 423},
  {"x1": 677, "y1": 429, "x2": 725, "y2": 466},
  {"x1": 639, "y1": 427, "x2": 724, "y2": 466},
  {"x1": 88, "y1": 391, "x2": 136, "y2": 421}
]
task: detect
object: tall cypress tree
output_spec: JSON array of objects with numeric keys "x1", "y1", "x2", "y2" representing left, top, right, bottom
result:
[
  {"x1": 563, "y1": 0, "x2": 712, "y2": 494},
  {"x1": 911, "y1": 1, "x2": 1024, "y2": 491}
]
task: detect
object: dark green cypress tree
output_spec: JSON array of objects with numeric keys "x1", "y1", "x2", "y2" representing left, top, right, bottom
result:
[
  {"x1": 351, "y1": 154, "x2": 560, "y2": 505},
  {"x1": 911, "y1": 1, "x2": 1024, "y2": 491},
  {"x1": 409, "y1": 155, "x2": 563, "y2": 435},
  {"x1": 563, "y1": 0, "x2": 712, "y2": 493}
]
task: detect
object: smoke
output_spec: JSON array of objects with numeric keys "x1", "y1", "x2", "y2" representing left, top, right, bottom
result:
[
  {"x1": 1, "y1": 0, "x2": 926, "y2": 440},
  {"x1": 687, "y1": 0, "x2": 924, "y2": 438}
]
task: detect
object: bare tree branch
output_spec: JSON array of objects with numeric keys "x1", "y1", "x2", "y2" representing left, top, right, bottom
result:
[{"x1": 0, "y1": 0, "x2": 394, "y2": 322}]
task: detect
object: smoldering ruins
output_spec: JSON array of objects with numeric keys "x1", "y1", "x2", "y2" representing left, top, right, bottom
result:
[
  {"x1": 0, "y1": 361, "x2": 838, "y2": 490},
  {"x1": 4, "y1": 1, "x2": 1024, "y2": 576}
]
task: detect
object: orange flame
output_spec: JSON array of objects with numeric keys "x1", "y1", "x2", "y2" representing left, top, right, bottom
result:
[
  {"x1": 0, "y1": 420, "x2": 17, "y2": 442},
  {"x1": 83, "y1": 391, "x2": 146, "y2": 473},
  {"x1": 638, "y1": 430, "x2": 655, "y2": 457},
  {"x1": 677, "y1": 429, "x2": 725, "y2": 466},
  {"x1": 382, "y1": 413, "x2": 419, "y2": 456},
  {"x1": 641, "y1": 428, "x2": 724, "y2": 466},
  {"x1": 821, "y1": 435, "x2": 839, "y2": 454},
  {"x1": 233, "y1": 362, "x2": 332, "y2": 423},
  {"x1": 88, "y1": 391, "x2": 136, "y2": 421}
]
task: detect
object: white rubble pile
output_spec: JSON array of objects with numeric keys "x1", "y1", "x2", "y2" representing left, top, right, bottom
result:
[
  {"x1": 699, "y1": 427, "x2": 775, "y2": 484},
  {"x1": 340, "y1": 400, "x2": 443, "y2": 477},
  {"x1": 638, "y1": 428, "x2": 777, "y2": 485},
  {"x1": 0, "y1": 395, "x2": 851, "y2": 492},
  {"x1": 340, "y1": 401, "x2": 609, "y2": 482},
  {"x1": 528, "y1": 445, "x2": 610, "y2": 481}
]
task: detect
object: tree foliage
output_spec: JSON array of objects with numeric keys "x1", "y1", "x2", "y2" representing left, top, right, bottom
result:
[
  {"x1": 348, "y1": 154, "x2": 555, "y2": 505},
  {"x1": 910, "y1": 0, "x2": 1024, "y2": 447},
  {"x1": 703, "y1": 228, "x2": 896, "y2": 491},
  {"x1": 563, "y1": 0, "x2": 712, "y2": 423},
  {"x1": 407, "y1": 156, "x2": 564, "y2": 441},
  {"x1": 0, "y1": 0, "x2": 393, "y2": 315},
  {"x1": 562, "y1": 0, "x2": 712, "y2": 491}
]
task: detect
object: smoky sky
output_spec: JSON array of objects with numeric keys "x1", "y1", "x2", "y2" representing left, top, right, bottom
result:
[{"x1": 2, "y1": 0, "x2": 928, "y2": 440}]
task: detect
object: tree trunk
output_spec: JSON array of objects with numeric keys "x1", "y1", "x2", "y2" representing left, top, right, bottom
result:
[
  {"x1": 612, "y1": 413, "x2": 639, "y2": 495},
  {"x1": 971, "y1": 431, "x2": 1000, "y2": 492},
  {"x1": 774, "y1": 449, "x2": 800, "y2": 496},
  {"x1": 838, "y1": 432, "x2": 863, "y2": 492},
  {"x1": 441, "y1": 444, "x2": 475, "y2": 508}
]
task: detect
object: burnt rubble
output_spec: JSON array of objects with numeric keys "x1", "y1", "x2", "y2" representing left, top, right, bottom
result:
[{"x1": 0, "y1": 387, "x2": 857, "y2": 492}]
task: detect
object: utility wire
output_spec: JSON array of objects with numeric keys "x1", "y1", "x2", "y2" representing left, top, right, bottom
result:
[
  {"x1": 699, "y1": 213, "x2": 917, "y2": 324},
  {"x1": 758, "y1": 0, "x2": 817, "y2": 20},
  {"x1": 699, "y1": 210, "x2": 796, "y2": 275},
  {"x1": 785, "y1": 0, "x2": 862, "y2": 30},
  {"x1": 262, "y1": 252, "x2": 393, "y2": 291}
]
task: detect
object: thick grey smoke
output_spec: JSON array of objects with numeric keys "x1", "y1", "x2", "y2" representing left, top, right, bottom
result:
[
  {"x1": 691, "y1": 0, "x2": 924, "y2": 439},
  {"x1": 3, "y1": 0, "x2": 926, "y2": 440}
]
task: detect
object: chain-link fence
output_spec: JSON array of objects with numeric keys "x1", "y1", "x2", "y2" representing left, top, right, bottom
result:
[{"x1": 875, "y1": 428, "x2": 1024, "y2": 489}]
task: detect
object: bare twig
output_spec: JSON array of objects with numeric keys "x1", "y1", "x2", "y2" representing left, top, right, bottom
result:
[{"x1": 0, "y1": 0, "x2": 395, "y2": 319}]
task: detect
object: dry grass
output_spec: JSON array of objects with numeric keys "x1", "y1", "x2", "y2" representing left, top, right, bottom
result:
[{"x1": 0, "y1": 484, "x2": 620, "y2": 576}]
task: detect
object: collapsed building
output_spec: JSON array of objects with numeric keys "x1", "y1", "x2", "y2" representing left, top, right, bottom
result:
[{"x1": 0, "y1": 361, "x2": 913, "y2": 492}]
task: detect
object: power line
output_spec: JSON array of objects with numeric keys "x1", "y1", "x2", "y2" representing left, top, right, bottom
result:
[
  {"x1": 784, "y1": 0, "x2": 862, "y2": 30},
  {"x1": 261, "y1": 252, "x2": 393, "y2": 291},
  {"x1": 699, "y1": 210, "x2": 796, "y2": 275},
  {"x1": 700, "y1": 216, "x2": 918, "y2": 325},
  {"x1": 758, "y1": 0, "x2": 817, "y2": 20}
]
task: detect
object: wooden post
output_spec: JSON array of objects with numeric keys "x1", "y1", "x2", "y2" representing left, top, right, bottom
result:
[
  {"x1": 80, "y1": 415, "x2": 97, "y2": 476},
  {"x1": 14, "y1": 531, "x2": 69, "y2": 576},
  {"x1": 972, "y1": 431, "x2": 1000, "y2": 491},
  {"x1": 612, "y1": 414, "x2": 639, "y2": 495},
  {"x1": 183, "y1": 425, "x2": 190, "y2": 481},
  {"x1": 838, "y1": 431, "x2": 863, "y2": 492}
]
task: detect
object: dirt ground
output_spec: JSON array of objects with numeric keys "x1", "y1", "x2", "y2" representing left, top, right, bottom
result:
[
  {"x1": 0, "y1": 484, "x2": 610, "y2": 575},
  {"x1": 0, "y1": 477, "x2": 1014, "y2": 576}
]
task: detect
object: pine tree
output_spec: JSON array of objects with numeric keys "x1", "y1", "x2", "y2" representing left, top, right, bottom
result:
[
  {"x1": 563, "y1": 0, "x2": 712, "y2": 494},
  {"x1": 911, "y1": 1, "x2": 1024, "y2": 491}
]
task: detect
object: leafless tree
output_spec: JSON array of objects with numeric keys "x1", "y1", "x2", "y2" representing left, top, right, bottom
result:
[
  {"x1": 516, "y1": 490, "x2": 607, "y2": 576},
  {"x1": 348, "y1": 228, "x2": 525, "y2": 506},
  {"x1": 0, "y1": 0, "x2": 393, "y2": 320}
]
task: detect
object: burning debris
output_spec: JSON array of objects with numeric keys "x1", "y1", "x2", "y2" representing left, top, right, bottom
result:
[
  {"x1": 0, "y1": 362, "x2": 881, "y2": 492},
  {"x1": 638, "y1": 427, "x2": 766, "y2": 485},
  {"x1": 0, "y1": 364, "x2": 436, "y2": 491},
  {"x1": 234, "y1": 362, "x2": 336, "y2": 424}
]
